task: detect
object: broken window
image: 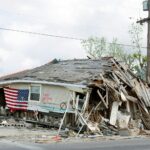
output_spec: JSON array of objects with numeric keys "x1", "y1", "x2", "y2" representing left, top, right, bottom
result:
[
  {"x1": 30, "y1": 85, "x2": 41, "y2": 101},
  {"x1": 76, "y1": 92, "x2": 85, "y2": 110}
]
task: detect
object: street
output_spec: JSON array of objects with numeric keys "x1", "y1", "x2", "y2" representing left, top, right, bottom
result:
[{"x1": 0, "y1": 137, "x2": 150, "y2": 150}]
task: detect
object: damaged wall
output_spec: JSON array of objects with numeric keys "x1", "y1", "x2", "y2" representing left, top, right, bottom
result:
[{"x1": 1, "y1": 83, "x2": 87, "y2": 114}]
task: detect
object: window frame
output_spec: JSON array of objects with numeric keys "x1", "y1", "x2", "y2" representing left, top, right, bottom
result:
[{"x1": 29, "y1": 84, "x2": 42, "y2": 102}]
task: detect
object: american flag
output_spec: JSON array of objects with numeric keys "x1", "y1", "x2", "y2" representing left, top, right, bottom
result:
[{"x1": 4, "y1": 87, "x2": 29, "y2": 110}]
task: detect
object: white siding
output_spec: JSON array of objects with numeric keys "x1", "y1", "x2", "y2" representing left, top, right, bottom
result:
[
  {"x1": 41, "y1": 85, "x2": 70, "y2": 104},
  {"x1": 6, "y1": 83, "x2": 72, "y2": 113}
]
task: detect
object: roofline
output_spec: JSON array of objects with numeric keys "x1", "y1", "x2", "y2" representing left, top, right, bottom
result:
[{"x1": 0, "y1": 80, "x2": 87, "y2": 89}]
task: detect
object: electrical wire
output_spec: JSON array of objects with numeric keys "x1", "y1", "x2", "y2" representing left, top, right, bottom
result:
[
  {"x1": 0, "y1": 27, "x2": 147, "y2": 49},
  {"x1": 0, "y1": 27, "x2": 83, "y2": 41}
]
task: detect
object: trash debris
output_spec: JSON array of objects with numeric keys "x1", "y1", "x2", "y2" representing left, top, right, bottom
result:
[
  {"x1": 1, "y1": 57, "x2": 150, "y2": 139},
  {"x1": 57, "y1": 58, "x2": 150, "y2": 138},
  {"x1": 51, "y1": 135, "x2": 62, "y2": 142}
]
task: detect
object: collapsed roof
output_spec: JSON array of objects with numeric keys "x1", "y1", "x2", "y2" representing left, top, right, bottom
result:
[
  {"x1": 0, "y1": 57, "x2": 114, "y2": 84},
  {"x1": 1, "y1": 57, "x2": 150, "y2": 131}
]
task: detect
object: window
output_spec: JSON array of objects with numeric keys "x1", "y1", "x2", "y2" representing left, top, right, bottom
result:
[{"x1": 30, "y1": 85, "x2": 40, "y2": 101}]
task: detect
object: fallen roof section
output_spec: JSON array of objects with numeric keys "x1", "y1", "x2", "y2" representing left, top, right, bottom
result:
[{"x1": 0, "y1": 57, "x2": 114, "y2": 84}]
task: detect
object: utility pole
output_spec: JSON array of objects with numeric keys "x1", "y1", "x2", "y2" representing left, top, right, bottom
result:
[
  {"x1": 147, "y1": 0, "x2": 150, "y2": 82},
  {"x1": 137, "y1": 0, "x2": 150, "y2": 82}
]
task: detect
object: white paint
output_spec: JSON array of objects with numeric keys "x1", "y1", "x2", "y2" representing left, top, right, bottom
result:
[
  {"x1": 126, "y1": 101, "x2": 130, "y2": 113},
  {"x1": 109, "y1": 101, "x2": 119, "y2": 126},
  {"x1": 82, "y1": 90, "x2": 91, "y2": 113},
  {"x1": 41, "y1": 84, "x2": 71, "y2": 105},
  {"x1": 117, "y1": 111, "x2": 130, "y2": 129},
  {"x1": 0, "y1": 80, "x2": 87, "y2": 89},
  {"x1": 121, "y1": 92, "x2": 127, "y2": 102},
  {"x1": 3, "y1": 82, "x2": 76, "y2": 113}
]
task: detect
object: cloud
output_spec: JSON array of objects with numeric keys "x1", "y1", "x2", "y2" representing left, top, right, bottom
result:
[
  {"x1": 0, "y1": 0, "x2": 147, "y2": 76},
  {"x1": 1, "y1": 23, "x2": 44, "y2": 50}
]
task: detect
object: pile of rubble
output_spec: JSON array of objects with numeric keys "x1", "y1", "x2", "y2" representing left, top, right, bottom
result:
[
  {"x1": 59, "y1": 58, "x2": 150, "y2": 137},
  {"x1": 1, "y1": 57, "x2": 150, "y2": 139}
]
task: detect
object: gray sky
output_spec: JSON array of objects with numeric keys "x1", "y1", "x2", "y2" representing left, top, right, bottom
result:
[{"x1": 0, "y1": 0, "x2": 148, "y2": 75}]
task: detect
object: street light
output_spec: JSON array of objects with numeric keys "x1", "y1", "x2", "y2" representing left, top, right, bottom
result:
[{"x1": 143, "y1": 0, "x2": 149, "y2": 11}]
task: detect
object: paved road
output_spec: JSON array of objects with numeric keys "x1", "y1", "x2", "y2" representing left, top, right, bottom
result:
[{"x1": 0, "y1": 137, "x2": 150, "y2": 150}]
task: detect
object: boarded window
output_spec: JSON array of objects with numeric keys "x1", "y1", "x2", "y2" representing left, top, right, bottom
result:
[{"x1": 30, "y1": 86, "x2": 40, "y2": 101}]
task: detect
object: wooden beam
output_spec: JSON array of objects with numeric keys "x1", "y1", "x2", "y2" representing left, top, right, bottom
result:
[
  {"x1": 106, "y1": 87, "x2": 109, "y2": 106},
  {"x1": 57, "y1": 98, "x2": 70, "y2": 136},
  {"x1": 81, "y1": 90, "x2": 91, "y2": 113},
  {"x1": 95, "y1": 101, "x2": 102, "y2": 110},
  {"x1": 109, "y1": 101, "x2": 120, "y2": 126},
  {"x1": 97, "y1": 90, "x2": 108, "y2": 109}
]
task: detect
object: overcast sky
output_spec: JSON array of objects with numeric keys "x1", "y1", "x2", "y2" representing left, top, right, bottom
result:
[{"x1": 0, "y1": 0, "x2": 148, "y2": 76}]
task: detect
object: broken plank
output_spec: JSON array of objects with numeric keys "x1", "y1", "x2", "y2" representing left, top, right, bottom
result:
[
  {"x1": 95, "y1": 101, "x2": 102, "y2": 111},
  {"x1": 81, "y1": 90, "x2": 91, "y2": 113},
  {"x1": 106, "y1": 87, "x2": 109, "y2": 106},
  {"x1": 126, "y1": 95, "x2": 137, "y2": 103},
  {"x1": 109, "y1": 101, "x2": 120, "y2": 126},
  {"x1": 76, "y1": 107, "x2": 95, "y2": 137},
  {"x1": 112, "y1": 72, "x2": 120, "y2": 85},
  {"x1": 110, "y1": 58, "x2": 133, "y2": 87},
  {"x1": 97, "y1": 90, "x2": 108, "y2": 109},
  {"x1": 114, "y1": 72, "x2": 132, "y2": 88}
]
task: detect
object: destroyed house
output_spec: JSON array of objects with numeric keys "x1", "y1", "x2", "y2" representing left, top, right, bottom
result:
[{"x1": 0, "y1": 57, "x2": 150, "y2": 135}]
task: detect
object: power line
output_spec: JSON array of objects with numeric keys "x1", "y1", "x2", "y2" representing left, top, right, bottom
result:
[
  {"x1": 0, "y1": 27, "x2": 83, "y2": 41},
  {"x1": 0, "y1": 27, "x2": 147, "y2": 49},
  {"x1": 109, "y1": 42, "x2": 147, "y2": 49}
]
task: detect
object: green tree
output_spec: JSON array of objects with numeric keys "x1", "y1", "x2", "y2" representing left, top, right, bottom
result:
[
  {"x1": 128, "y1": 23, "x2": 146, "y2": 79},
  {"x1": 81, "y1": 23, "x2": 146, "y2": 80},
  {"x1": 81, "y1": 37, "x2": 107, "y2": 58},
  {"x1": 81, "y1": 37, "x2": 125, "y2": 60},
  {"x1": 108, "y1": 38, "x2": 125, "y2": 60}
]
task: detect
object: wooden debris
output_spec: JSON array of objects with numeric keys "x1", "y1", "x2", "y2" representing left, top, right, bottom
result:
[
  {"x1": 58, "y1": 58, "x2": 150, "y2": 137},
  {"x1": 109, "y1": 101, "x2": 120, "y2": 126},
  {"x1": 97, "y1": 90, "x2": 108, "y2": 109}
]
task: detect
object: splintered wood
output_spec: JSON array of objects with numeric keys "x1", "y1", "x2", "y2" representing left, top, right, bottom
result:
[
  {"x1": 77, "y1": 58, "x2": 150, "y2": 135},
  {"x1": 60, "y1": 58, "x2": 150, "y2": 137}
]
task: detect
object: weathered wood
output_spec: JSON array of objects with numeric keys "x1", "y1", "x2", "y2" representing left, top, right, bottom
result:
[
  {"x1": 106, "y1": 83, "x2": 121, "y2": 96},
  {"x1": 106, "y1": 87, "x2": 109, "y2": 106},
  {"x1": 112, "y1": 72, "x2": 120, "y2": 85},
  {"x1": 138, "y1": 101, "x2": 150, "y2": 130},
  {"x1": 120, "y1": 92, "x2": 127, "y2": 102},
  {"x1": 126, "y1": 101, "x2": 130, "y2": 113},
  {"x1": 75, "y1": 95, "x2": 79, "y2": 120},
  {"x1": 81, "y1": 90, "x2": 91, "y2": 113},
  {"x1": 137, "y1": 80, "x2": 150, "y2": 107},
  {"x1": 58, "y1": 98, "x2": 70, "y2": 136},
  {"x1": 110, "y1": 58, "x2": 133, "y2": 87},
  {"x1": 77, "y1": 111, "x2": 101, "y2": 133},
  {"x1": 126, "y1": 95, "x2": 137, "y2": 103},
  {"x1": 139, "y1": 80, "x2": 149, "y2": 104},
  {"x1": 114, "y1": 71, "x2": 131, "y2": 88},
  {"x1": 145, "y1": 86, "x2": 150, "y2": 105},
  {"x1": 72, "y1": 91, "x2": 76, "y2": 108},
  {"x1": 109, "y1": 101, "x2": 120, "y2": 126},
  {"x1": 97, "y1": 90, "x2": 108, "y2": 109},
  {"x1": 76, "y1": 107, "x2": 94, "y2": 137},
  {"x1": 95, "y1": 101, "x2": 102, "y2": 111},
  {"x1": 127, "y1": 68, "x2": 138, "y2": 79},
  {"x1": 140, "y1": 80, "x2": 150, "y2": 107},
  {"x1": 120, "y1": 85, "x2": 128, "y2": 96}
]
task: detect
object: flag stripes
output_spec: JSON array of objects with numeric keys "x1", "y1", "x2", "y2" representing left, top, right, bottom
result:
[{"x1": 4, "y1": 87, "x2": 29, "y2": 110}]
